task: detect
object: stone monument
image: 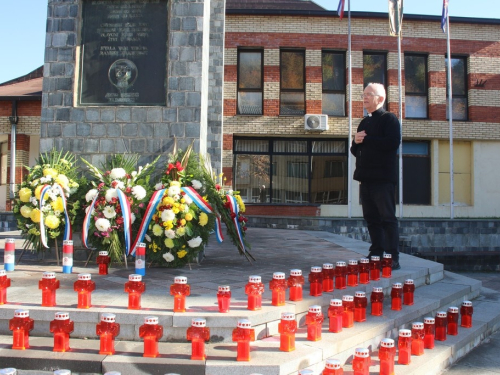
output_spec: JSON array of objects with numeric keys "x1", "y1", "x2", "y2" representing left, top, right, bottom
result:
[{"x1": 41, "y1": 0, "x2": 225, "y2": 171}]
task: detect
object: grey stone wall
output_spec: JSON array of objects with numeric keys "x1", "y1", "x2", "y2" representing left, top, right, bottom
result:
[
  {"x1": 42, "y1": 0, "x2": 224, "y2": 170},
  {"x1": 247, "y1": 216, "x2": 500, "y2": 254}
]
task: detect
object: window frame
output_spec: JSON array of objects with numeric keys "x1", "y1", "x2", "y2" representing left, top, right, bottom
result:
[
  {"x1": 363, "y1": 51, "x2": 388, "y2": 111},
  {"x1": 404, "y1": 53, "x2": 429, "y2": 119},
  {"x1": 279, "y1": 49, "x2": 306, "y2": 116},
  {"x1": 237, "y1": 48, "x2": 264, "y2": 116},
  {"x1": 322, "y1": 50, "x2": 346, "y2": 117},
  {"x1": 445, "y1": 55, "x2": 468, "y2": 121}
]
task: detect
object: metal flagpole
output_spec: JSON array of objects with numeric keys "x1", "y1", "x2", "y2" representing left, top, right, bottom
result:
[
  {"x1": 446, "y1": 11, "x2": 454, "y2": 219},
  {"x1": 347, "y1": 0, "x2": 352, "y2": 218},
  {"x1": 397, "y1": 2, "x2": 404, "y2": 219}
]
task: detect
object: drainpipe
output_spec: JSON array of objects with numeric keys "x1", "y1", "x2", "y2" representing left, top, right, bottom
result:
[{"x1": 9, "y1": 100, "x2": 18, "y2": 206}]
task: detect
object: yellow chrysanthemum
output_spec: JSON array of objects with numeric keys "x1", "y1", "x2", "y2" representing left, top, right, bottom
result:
[
  {"x1": 177, "y1": 250, "x2": 187, "y2": 258},
  {"x1": 165, "y1": 221, "x2": 173, "y2": 230},
  {"x1": 55, "y1": 174, "x2": 69, "y2": 189},
  {"x1": 180, "y1": 198, "x2": 185, "y2": 203},
  {"x1": 149, "y1": 242, "x2": 159, "y2": 253},
  {"x1": 30, "y1": 208, "x2": 41, "y2": 223},
  {"x1": 45, "y1": 214, "x2": 60, "y2": 230},
  {"x1": 152, "y1": 224, "x2": 163, "y2": 236},
  {"x1": 19, "y1": 188, "x2": 32, "y2": 203},
  {"x1": 236, "y1": 195, "x2": 246, "y2": 213},
  {"x1": 184, "y1": 213, "x2": 193, "y2": 221},
  {"x1": 35, "y1": 185, "x2": 48, "y2": 200},
  {"x1": 162, "y1": 196, "x2": 174, "y2": 206},
  {"x1": 51, "y1": 197, "x2": 64, "y2": 212},
  {"x1": 179, "y1": 219, "x2": 186, "y2": 226},
  {"x1": 170, "y1": 181, "x2": 181, "y2": 187},
  {"x1": 172, "y1": 207, "x2": 179, "y2": 214},
  {"x1": 164, "y1": 238, "x2": 175, "y2": 248},
  {"x1": 176, "y1": 227, "x2": 186, "y2": 236},
  {"x1": 43, "y1": 168, "x2": 59, "y2": 178},
  {"x1": 20, "y1": 205, "x2": 33, "y2": 219},
  {"x1": 199, "y1": 212, "x2": 208, "y2": 226}
]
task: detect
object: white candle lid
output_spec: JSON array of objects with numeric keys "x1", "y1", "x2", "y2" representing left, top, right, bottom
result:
[
  {"x1": 392, "y1": 283, "x2": 402, "y2": 289},
  {"x1": 405, "y1": 279, "x2": 414, "y2": 285},
  {"x1": 14, "y1": 309, "x2": 29, "y2": 318},
  {"x1": 330, "y1": 299, "x2": 342, "y2": 307},
  {"x1": 290, "y1": 269, "x2": 302, "y2": 276},
  {"x1": 308, "y1": 305, "x2": 322, "y2": 314},
  {"x1": 462, "y1": 301, "x2": 472, "y2": 307},
  {"x1": 322, "y1": 263, "x2": 334, "y2": 270},
  {"x1": 424, "y1": 317, "x2": 435, "y2": 324},
  {"x1": 370, "y1": 256, "x2": 380, "y2": 261},
  {"x1": 298, "y1": 370, "x2": 314, "y2": 375},
  {"x1": 372, "y1": 287, "x2": 383, "y2": 293},
  {"x1": 5, "y1": 238, "x2": 15, "y2": 244},
  {"x1": 342, "y1": 295, "x2": 354, "y2": 302},
  {"x1": 78, "y1": 273, "x2": 91, "y2": 281},
  {"x1": 355, "y1": 291, "x2": 366, "y2": 298},
  {"x1": 42, "y1": 271, "x2": 56, "y2": 279},
  {"x1": 354, "y1": 347, "x2": 370, "y2": 357},
  {"x1": 412, "y1": 322, "x2": 424, "y2": 330},
  {"x1": 380, "y1": 338, "x2": 395, "y2": 348},
  {"x1": 281, "y1": 312, "x2": 295, "y2": 321},
  {"x1": 137, "y1": 242, "x2": 146, "y2": 248},
  {"x1": 311, "y1": 266, "x2": 322, "y2": 273},
  {"x1": 63, "y1": 240, "x2": 73, "y2": 246},
  {"x1": 248, "y1": 275, "x2": 261, "y2": 283},
  {"x1": 218, "y1": 285, "x2": 230, "y2": 292},
  {"x1": 348, "y1": 259, "x2": 358, "y2": 265},
  {"x1": 325, "y1": 358, "x2": 341, "y2": 369},
  {"x1": 436, "y1": 311, "x2": 447, "y2": 318},
  {"x1": 273, "y1": 272, "x2": 285, "y2": 280},
  {"x1": 359, "y1": 258, "x2": 369, "y2": 263},
  {"x1": 336, "y1": 261, "x2": 346, "y2": 267},
  {"x1": 144, "y1": 316, "x2": 158, "y2": 325},
  {"x1": 55, "y1": 312, "x2": 69, "y2": 320},
  {"x1": 448, "y1": 306, "x2": 459, "y2": 313},
  {"x1": 129, "y1": 274, "x2": 142, "y2": 282},
  {"x1": 237, "y1": 319, "x2": 252, "y2": 329},
  {"x1": 101, "y1": 313, "x2": 116, "y2": 323},
  {"x1": 192, "y1": 318, "x2": 206, "y2": 327},
  {"x1": 399, "y1": 329, "x2": 412, "y2": 337},
  {"x1": 174, "y1": 276, "x2": 187, "y2": 284},
  {"x1": 383, "y1": 254, "x2": 392, "y2": 259},
  {"x1": 98, "y1": 251, "x2": 109, "y2": 256}
]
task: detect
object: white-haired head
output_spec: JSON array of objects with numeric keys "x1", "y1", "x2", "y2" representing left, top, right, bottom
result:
[{"x1": 363, "y1": 83, "x2": 386, "y2": 112}]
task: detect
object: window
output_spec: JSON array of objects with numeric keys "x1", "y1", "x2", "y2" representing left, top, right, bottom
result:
[
  {"x1": 234, "y1": 138, "x2": 348, "y2": 204},
  {"x1": 396, "y1": 141, "x2": 431, "y2": 205},
  {"x1": 404, "y1": 54, "x2": 428, "y2": 118},
  {"x1": 237, "y1": 49, "x2": 263, "y2": 115},
  {"x1": 445, "y1": 56, "x2": 467, "y2": 120},
  {"x1": 363, "y1": 53, "x2": 387, "y2": 113},
  {"x1": 322, "y1": 51, "x2": 346, "y2": 116},
  {"x1": 280, "y1": 50, "x2": 305, "y2": 115}
]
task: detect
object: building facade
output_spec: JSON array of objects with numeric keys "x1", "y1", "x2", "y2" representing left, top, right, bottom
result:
[{"x1": 223, "y1": 2, "x2": 500, "y2": 218}]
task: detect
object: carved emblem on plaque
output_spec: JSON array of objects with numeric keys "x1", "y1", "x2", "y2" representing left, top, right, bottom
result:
[{"x1": 108, "y1": 59, "x2": 138, "y2": 94}]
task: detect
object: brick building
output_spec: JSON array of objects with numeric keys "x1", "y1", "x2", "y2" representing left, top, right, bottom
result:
[
  {"x1": 223, "y1": 0, "x2": 500, "y2": 218},
  {"x1": 0, "y1": 0, "x2": 499, "y2": 219}
]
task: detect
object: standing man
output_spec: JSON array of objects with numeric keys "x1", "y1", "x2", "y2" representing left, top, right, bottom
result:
[{"x1": 350, "y1": 83, "x2": 401, "y2": 270}]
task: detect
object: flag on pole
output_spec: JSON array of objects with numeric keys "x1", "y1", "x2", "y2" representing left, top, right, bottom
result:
[
  {"x1": 337, "y1": 0, "x2": 345, "y2": 20},
  {"x1": 389, "y1": 0, "x2": 404, "y2": 36},
  {"x1": 441, "y1": 0, "x2": 449, "y2": 33}
]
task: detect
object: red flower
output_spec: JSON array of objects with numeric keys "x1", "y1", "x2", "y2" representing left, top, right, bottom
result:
[
  {"x1": 125, "y1": 187, "x2": 132, "y2": 194},
  {"x1": 111, "y1": 181, "x2": 119, "y2": 188},
  {"x1": 175, "y1": 161, "x2": 183, "y2": 172},
  {"x1": 166, "y1": 163, "x2": 175, "y2": 174},
  {"x1": 216, "y1": 184, "x2": 221, "y2": 191},
  {"x1": 115, "y1": 217, "x2": 124, "y2": 226},
  {"x1": 98, "y1": 182, "x2": 105, "y2": 189}
]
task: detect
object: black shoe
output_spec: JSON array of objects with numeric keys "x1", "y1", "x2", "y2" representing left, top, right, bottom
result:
[{"x1": 392, "y1": 261, "x2": 401, "y2": 270}]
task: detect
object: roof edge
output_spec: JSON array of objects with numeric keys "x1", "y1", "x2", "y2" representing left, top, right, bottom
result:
[
  {"x1": 226, "y1": 9, "x2": 500, "y2": 25},
  {"x1": 0, "y1": 66, "x2": 44, "y2": 87}
]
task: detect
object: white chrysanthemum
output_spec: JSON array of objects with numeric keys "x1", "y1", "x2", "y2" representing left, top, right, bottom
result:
[
  {"x1": 187, "y1": 236, "x2": 203, "y2": 248},
  {"x1": 30, "y1": 197, "x2": 38, "y2": 206},
  {"x1": 191, "y1": 179, "x2": 202, "y2": 190},
  {"x1": 184, "y1": 195, "x2": 193, "y2": 205},
  {"x1": 47, "y1": 193, "x2": 57, "y2": 202},
  {"x1": 112, "y1": 180, "x2": 125, "y2": 190},
  {"x1": 110, "y1": 168, "x2": 126, "y2": 180},
  {"x1": 95, "y1": 218, "x2": 111, "y2": 232},
  {"x1": 50, "y1": 186, "x2": 60, "y2": 196},
  {"x1": 164, "y1": 229, "x2": 176, "y2": 239},
  {"x1": 54, "y1": 210, "x2": 62, "y2": 217},
  {"x1": 103, "y1": 206, "x2": 117, "y2": 219},
  {"x1": 131, "y1": 213, "x2": 136, "y2": 224},
  {"x1": 40, "y1": 176, "x2": 52, "y2": 183},
  {"x1": 161, "y1": 209, "x2": 176, "y2": 222},
  {"x1": 154, "y1": 183, "x2": 164, "y2": 191},
  {"x1": 228, "y1": 189, "x2": 234, "y2": 195},
  {"x1": 131, "y1": 171, "x2": 137, "y2": 177},
  {"x1": 183, "y1": 204, "x2": 189, "y2": 213},
  {"x1": 85, "y1": 189, "x2": 98, "y2": 202},
  {"x1": 152, "y1": 224, "x2": 163, "y2": 236},
  {"x1": 41, "y1": 204, "x2": 51, "y2": 212},
  {"x1": 163, "y1": 252, "x2": 174, "y2": 262},
  {"x1": 168, "y1": 185, "x2": 181, "y2": 197},
  {"x1": 105, "y1": 188, "x2": 118, "y2": 202},
  {"x1": 131, "y1": 185, "x2": 146, "y2": 200}
]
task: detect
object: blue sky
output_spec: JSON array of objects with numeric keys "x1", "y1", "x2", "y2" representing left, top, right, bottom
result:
[{"x1": 0, "y1": 0, "x2": 498, "y2": 84}]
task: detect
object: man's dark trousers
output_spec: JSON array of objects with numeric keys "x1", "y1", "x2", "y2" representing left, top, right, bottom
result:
[{"x1": 360, "y1": 181, "x2": 399, "y2": 262}]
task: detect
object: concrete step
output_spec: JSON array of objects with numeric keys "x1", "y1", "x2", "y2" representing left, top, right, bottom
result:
[{"x1": 0, "y1": 274, "x2": 493, "y2": 375}]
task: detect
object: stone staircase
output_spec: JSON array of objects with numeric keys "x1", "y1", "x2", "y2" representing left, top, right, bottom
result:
[{"x1": 0, "y1": 230, "x2": 499, "y2": 375}]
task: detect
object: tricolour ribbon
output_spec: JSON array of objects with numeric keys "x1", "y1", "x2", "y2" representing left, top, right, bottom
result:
[
  {"x1": 82, "y1": 193, "x2": 98, "y2": 249},
  {"x1": 39, "y1": 183, "x2": 72, "y2": 248},
  {"x1": 226, "y1": 194, "x2": 245, "y2": 253},
  {"x1": 129, "y1": 188, "x2": 166, "y2": 256},
  {"x1": 182, "y1": 186, "x2": 224, "y2": 243}
]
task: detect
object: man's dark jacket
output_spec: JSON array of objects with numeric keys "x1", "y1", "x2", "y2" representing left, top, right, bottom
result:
[{"x1": 350, "y1": 108, "x2": 401, "y2": 184}]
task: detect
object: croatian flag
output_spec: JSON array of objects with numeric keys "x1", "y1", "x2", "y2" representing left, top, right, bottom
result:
[
  {"x1": 441, "y1": 0, "x2": 449, "y2": 33},
  {"x1": 337, "y1": 0, "x2": 345, "y2": 20}
]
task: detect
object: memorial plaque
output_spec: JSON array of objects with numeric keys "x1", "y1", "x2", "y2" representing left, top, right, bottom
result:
[{"x1": 78, "y1": 0, "x2": 168, "y2": 106}]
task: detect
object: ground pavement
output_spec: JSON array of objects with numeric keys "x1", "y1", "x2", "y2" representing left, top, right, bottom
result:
[{"x1": 0, "y1": 228, "x2": 498, "y2": 374}]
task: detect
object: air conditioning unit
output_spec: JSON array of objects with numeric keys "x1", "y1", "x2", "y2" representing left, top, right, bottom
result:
[{"x1": 304, "y1": 114, "x2": 328, "y2": 131}]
